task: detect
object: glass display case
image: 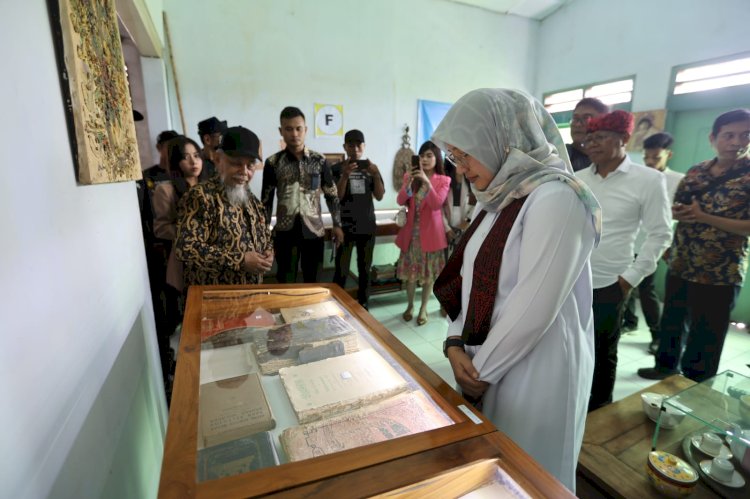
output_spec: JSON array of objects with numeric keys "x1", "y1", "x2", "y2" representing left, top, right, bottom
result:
[
  {"x1": 158, "y1": 284, "x2": 504, "y2": 498},
  {"x1": 652, "y1": 370, "x2": 750, "y2": 496}
]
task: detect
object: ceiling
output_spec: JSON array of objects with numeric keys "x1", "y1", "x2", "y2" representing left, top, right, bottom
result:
[{"x1": 445, "y1": 0, "x2": 572, "y2": 20}]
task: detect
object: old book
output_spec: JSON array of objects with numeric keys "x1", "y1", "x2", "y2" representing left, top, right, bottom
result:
[
  {"x1": 281, "y1": 391, "x2": 452, "y2": 462},
  {"x1": 201, "y1": 307, "x2": 276, "y2": 341},
  {"x1": 279, "y1": 349, "x2": 409, "y2": 424},
  {"x1": 251, "y1": 315, "x2": 358, "y2": 375},
  {"x1": 197, "y1": 431, "x2": 279, "y2": 481},
  {"x1": 280, "y1": 300, "x2": 344, "y2": 323},
  {"x1": 200, "y1": 343, "x2": 255, "y2": 385},
  {"x1": 200, "y1": 373, "x2": 275, "y2": 447}
]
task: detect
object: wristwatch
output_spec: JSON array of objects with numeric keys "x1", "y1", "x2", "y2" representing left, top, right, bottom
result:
[{"x1": 443, "y1": 337, "x2": 465, "y2": 357}]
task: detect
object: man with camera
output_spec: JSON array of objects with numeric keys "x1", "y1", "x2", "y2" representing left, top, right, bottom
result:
[{"x1": 331, "y1": 129, "x2": 385, "y2": 308}]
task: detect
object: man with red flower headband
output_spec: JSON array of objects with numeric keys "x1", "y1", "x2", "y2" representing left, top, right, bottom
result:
[{"x1": 576, "y1": 110, "x2": 672, "y2": 411}]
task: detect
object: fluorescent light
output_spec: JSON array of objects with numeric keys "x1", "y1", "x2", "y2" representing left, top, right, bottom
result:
[
  {"x1": 674, "y1": 73, "x2": 750, "y2": 95},
  {"x1": 544, "y1": 89, "x2": 583, "y2": 106},
  {"x1": 585, "y1": 79, "x2": 634, "y2": 98},
  {"x1": 596, "y1": 92, "x2": 633, "y2": 105},
  {"x1": 545, "y1": 101, "x2": 579, "y2": 113},
  {"x1": 676, "y1": 57, "x2": 750, "y2": 83}
]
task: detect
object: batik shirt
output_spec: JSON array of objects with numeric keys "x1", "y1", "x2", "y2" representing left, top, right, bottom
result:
[
  {"x1": 175, "y1": 176, "x2": 272, "y2": 286},
  {"x1": 261, "y1": 147, "x2": 341, "y2": 237},
  {"x1": 669, "y1": 157, "x2": 750, "y2": 285}
]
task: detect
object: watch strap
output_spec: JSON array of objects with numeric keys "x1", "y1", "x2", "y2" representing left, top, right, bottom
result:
[{"x1": 443, "y1": 337, "x2": 465, "y2": 357}]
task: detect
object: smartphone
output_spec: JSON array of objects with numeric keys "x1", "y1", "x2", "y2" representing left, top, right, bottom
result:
[
  {"x1": 411, "y1": 155, "x2": 420, "y2": 167},
  {"x1": 356, "y1": 159, "x2": 369, "y2": 169}
]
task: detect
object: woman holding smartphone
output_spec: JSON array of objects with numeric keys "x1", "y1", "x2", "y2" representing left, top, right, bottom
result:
[{"x1": 395, "y1": 141, "x2": 451, "y2": 325}]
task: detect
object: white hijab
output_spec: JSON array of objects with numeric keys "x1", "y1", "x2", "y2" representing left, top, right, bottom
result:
[{"x1": 431, "y1": 88, "x2": 601, "y2": 242}]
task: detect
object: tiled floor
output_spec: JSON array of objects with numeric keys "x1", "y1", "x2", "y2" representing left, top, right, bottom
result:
[{"x1": 366, "y1": 289, "x2": 750, "y2": 401}]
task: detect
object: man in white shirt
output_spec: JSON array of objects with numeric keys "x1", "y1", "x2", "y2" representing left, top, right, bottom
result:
[
  {"x1": 622, "y1": 133, "x2": 685, "y2": 353},
  {"x1": 576, "y1": 111, "x2": 672, "y2": 411}
]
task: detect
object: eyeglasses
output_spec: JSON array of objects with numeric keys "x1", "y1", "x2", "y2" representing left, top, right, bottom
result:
[
  {"x1": 583, "y1": 132, "x2": 619, "y2": 146},
  {"x1": 446, "y1": 149, "x2": 470, "y2": 167},
  {"x1": 570, "y1": 116, "x2": 592, "y2": 126}
]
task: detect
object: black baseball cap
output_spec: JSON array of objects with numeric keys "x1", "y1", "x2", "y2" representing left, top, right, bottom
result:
[
  {"x1": 197, "y1": 116, "x2": 228, "y2": 136},
  {"x1": 344, "y1": 129, "x2": 365, "y2": 143},
  {"x1": 220, "y1": 126, "x2": 261, "y2": 160}
]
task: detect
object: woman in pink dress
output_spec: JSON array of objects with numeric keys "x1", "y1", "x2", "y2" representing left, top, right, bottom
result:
[{"x1": 395, "y1": 141, "x2": 451, "y2": 325}]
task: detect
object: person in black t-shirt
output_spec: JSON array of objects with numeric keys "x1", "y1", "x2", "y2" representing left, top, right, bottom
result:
[{"x1": 331, "y1": 130, "x2": 385, "y2": 308}]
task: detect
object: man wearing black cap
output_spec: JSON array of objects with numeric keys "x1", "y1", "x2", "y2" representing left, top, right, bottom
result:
[
  {"x1": 331, "y1": 130, "x2": 385, "y2": 308},
  {"x1": 262, "y1": 106, "x2": 344, "y2": 283},
  {"x1": 176, "y1": 126, "x2": 273, "y2": 286},
  {"x1": 197, "y1": 116, "x2": 227, "y2": 177}
]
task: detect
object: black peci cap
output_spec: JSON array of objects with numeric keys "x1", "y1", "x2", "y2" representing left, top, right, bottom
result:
[{"x1": 220, "y1": 126, "x2": 261, "y2": 160}]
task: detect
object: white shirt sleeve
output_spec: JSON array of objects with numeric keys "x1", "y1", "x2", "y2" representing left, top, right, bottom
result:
[
  {"x1": 620, "y1": 174, "x2": 672, "y2": 287},
  {"x1": 471, "y1": 187, "x2": 596, "y2": 384}
]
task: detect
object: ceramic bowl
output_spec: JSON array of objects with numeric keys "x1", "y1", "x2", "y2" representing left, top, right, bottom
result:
[
  {"x1": 646, "y1": 451, "x2": 698, "y2": 498},
  {"x1": 641, "y1": 393, "x2": 685, "y2": 429}
]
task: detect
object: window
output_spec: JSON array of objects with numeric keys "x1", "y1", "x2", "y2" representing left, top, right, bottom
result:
[
  {"x1": 542, "y1": 77, "x2": 634, "y2": 143},
  {"x1": 673, "y1": 55, "x2": 750, "y2": 95},
  {"x1": 543, "y1": 77, "x2": 634, "y2": 114}
]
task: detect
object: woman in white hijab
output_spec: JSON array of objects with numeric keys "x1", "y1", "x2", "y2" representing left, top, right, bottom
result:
[{"x1": 432, "y1": 88, "x2": 601, "y2": 492}]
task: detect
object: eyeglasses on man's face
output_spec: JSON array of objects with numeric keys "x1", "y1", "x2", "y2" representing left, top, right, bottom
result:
[{"x1": 583, "y1": 132, "x2": 620, "y2": 146}]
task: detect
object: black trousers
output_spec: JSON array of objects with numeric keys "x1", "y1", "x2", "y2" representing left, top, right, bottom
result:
[
  {"x1": 333, "y1": 233, "x2": 375, "y2": 306},
  {"x1": 589, "y1": 282, "x2": 628, "y2": 412},
  {"x1": 655, "y1": 273, "x2": 739, "y2": 382},
  {"x1": 273, "y1": 217, "x2": 324, "y2": 284},
  {"x1": 623, "y1": 270, "x2": 662, "y2": 340}
]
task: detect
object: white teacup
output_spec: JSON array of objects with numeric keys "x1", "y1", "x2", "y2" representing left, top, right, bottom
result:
[
  {"x1": 709, "y1": 457, "x2": 734, "y2": 482},
  {"x1": 701, "y1": 432, "x2": 722, "y2": 455}
]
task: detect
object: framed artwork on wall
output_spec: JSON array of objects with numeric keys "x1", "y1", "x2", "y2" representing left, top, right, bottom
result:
[
  {"x1": 626, "y1": 109, "x2": 667, "y2": 152},
  {"x1": 47, "y1": 0, "x2": 142, "y2": 184},
  {"x1": 324, "y1": 153, "x2": 345, "y2": 165}
]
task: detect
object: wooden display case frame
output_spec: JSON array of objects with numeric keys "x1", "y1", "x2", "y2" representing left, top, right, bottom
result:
[{"x1": 158, "y1": 284, "x2": 500, "y2": 498}]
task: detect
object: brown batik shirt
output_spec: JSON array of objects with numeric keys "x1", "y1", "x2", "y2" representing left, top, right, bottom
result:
[{"x1": 175, "y1": 176, "x2": 272, "y2": 286}]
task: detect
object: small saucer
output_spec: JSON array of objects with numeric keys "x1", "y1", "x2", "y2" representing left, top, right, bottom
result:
[
  {"x1": 691, "y1": 435, "x2": 733, "y2": 459},
  {"x1": 699, "y1": 460, "x2": 746, "y2": 488}
]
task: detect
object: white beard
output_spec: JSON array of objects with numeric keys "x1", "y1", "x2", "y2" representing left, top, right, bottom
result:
[{"x1": 221, "y1": 176, "x2": 251, "y2": 206}]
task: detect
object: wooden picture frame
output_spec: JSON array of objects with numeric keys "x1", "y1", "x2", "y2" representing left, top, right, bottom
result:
[
  {"x1": 47, "y1": 0, "x2": 142, "y2": 184},
  {"x1": 626, "y1": 109, "x2": 667, "y2": 152},
  {"x1": 324, "y1": 153, "x2": 345, "y2": 165}
]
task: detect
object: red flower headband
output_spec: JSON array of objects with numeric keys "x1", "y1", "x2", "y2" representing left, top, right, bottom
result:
[{"x1": 586, "y1": 110, "x2": 635, "y2": 135}]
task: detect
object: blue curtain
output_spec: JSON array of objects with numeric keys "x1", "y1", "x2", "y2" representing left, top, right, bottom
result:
[{"x1": 417, "y1": 99, "x2": 452, "y2": 149}]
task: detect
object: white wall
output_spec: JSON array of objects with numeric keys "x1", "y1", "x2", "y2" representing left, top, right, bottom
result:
[
  {"x1": 163, "y1": 0, "x2": 539, "y2": 205},
  {"x1": 536, "y1": 0, "x2": 750, "y2": 111},
  {"x1": 0, "y1": 2, "x2": 167, "y2": 498}
]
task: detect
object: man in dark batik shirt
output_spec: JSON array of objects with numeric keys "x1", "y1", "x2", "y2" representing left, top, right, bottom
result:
[
  {"x1": 176, "y1": 126, "x2": 273, "y2": 287},
  {"x1": 566, "y1": 98, "x2": 609, "y2": 172},
  {"x1": 261, "y1": 106, "x2": 343, "y2": 283}
]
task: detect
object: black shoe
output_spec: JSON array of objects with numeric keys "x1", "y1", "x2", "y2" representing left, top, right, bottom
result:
[
  {"x1": 621, "y1": 322, "x2": 638, "y2": 333},
  {"x1": 647, "y1": 340, "x2": 659, "y2": 355},
  {"x1": 637, "y1": 366, "x2": 679, "y2": 380}
]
